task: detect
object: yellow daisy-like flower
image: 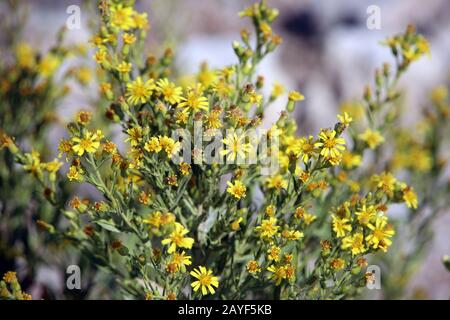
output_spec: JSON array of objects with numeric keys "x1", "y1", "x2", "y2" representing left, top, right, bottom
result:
[
  {"x1": 342, "y1": 152, "x2": 362, "y2": 169},
  {"x1": 330, "y1": 258, "x2": 345, "y2": 270},
  {"x1": 246, "y1": 260, "x2": 261, "y2": 274},
  {"x1": 254, "y1": 217, "x2": 279, "y2": 240},
  {"x1": 37, "y1": 54, "x2": 60, "y2": 77},
  {"x1": 122, "y1": 33, "x2": 136, "y2": 45},
  {"x1": 190, "y1": 266, "x2": 219, "y2": 295},
  {"x1": 110, "y1": 4, "x2": 135, "y2": 30},
  {"x1": 178, "y1": 85, "x2": 209, "y2": 112},
  {"x1": 315, "y1": 129, "x2": 346, "y2": 158},
  {"x1": 402, "y1": 186, "x2": 418, "y2": 209},
  {"x1": 267, "y1": 265, "x2": 286, "y2": 286},
  {"x1": 161, "y1": 222, "x2": 194, "y2": 254},
  {"x1": 220, "y1": 131, "x2": 252, "y2": 162},
  {"x1": 158, "y1": 136, "x2": 180, "y2": 156},
  {"x1": 287, "y1": 136, "x2": 316, "y2": 163},
  {"x1": 144, "y1": 137, "x2": 162, "y2": 153},
  {"x1": 117, "y1": 61, "x2": 132, "y2": 74},
  {"x1": 168, "y1": 251, "x2": 192, "y2": 273},
  {"x1": 156, "y1": 78, "x2": 183, "y2": 105},
  {"x1": 67, "y1": 165, "x2": 83, "y2": 182},
  {"x1": 125, "y1": 126, "x2": 143, "y2": 147},
  {"x1": 126, "y1": 77, "x2": 155, "y2": 105},
  {"x1": 366, "y1": 216, "x2": 395, "y2": 252},
  {"x1": 226, "y1": 180, "x2": 247, "y2": 199},
  {"x1": 342, "y1": 233, "x2": 366, "y2": 256},
  {"x1": 332, "y1": 215, "x2": 352, "y2": 238},
  {"x1": 372, "y1": 172, "x2": 397, "y2": 196},
  {"x1": 71, "y1": 130, "x2": 102, "y2": 156},
  {"x1": 267, "y1": 246, "x2": 281, "y2": 262},
  {"x1": 266, "y1": 174, "x2": 288, "y2": 191},
  {"x1": 355, "y1": 204, "x2": 376, "y2": 225},
  {"x1": 337, "y1": 112, "x2": 353, "y2": 126},
  {"x1": 358, "y1": 129, "x2": 384, "y2": 149}
]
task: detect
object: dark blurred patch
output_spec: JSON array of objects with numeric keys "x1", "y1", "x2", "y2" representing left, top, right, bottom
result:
[
  {"x1": 338, "y1": 12, "x2": 361, "y2": 28},
  {"x1": 282, "y1": 8, "x2": 323, "y2": 46}
]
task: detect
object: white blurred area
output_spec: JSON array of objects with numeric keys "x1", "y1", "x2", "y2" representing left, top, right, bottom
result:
[{"x1": 9, "y1": 0, "x2": 450, "y2": 299}]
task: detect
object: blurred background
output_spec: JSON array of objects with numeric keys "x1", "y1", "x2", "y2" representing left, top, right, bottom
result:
[{"x1": 1, "y1": 0, "x2": 449, "y2": 298}]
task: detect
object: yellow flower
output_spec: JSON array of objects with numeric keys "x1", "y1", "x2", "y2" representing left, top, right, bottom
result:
[
  {"x1": 3, "y1": 271, "x2": 17, "y2": 283},
  {"x1": 220, "y1": 131, "x2": 252, "y2": 162},
  {"x1": 67, "y1": 165, "x2": 83, "y2": 182},
  {"x1": 359, "y1": 129, "x2": 384, "y2": 149},
  {"x1": 267, "y1": 246, "x2": 281, "y2": 262},
  {"x1": 288, "y1": 90, "x2": 304, "y2": 102},
  {"x1": 226, "y1": 180, "x2": 247, "y2": 199},
  {"x1": 122, "y1": 33, "x2": 136, "y2": 45},
  {"x1": 15, "y1": 43, "x2": 35, "y2": 68},
  {"x1": 254, "y1": 217, "x2": 279, "y2": 240},
  {"x1": 179, "y1": 162, "x2": 191, "y2": 176},
  {"x1": 355, "y1": 204, "x2": 376, "y2": 225},
  {"x1": 267, "y1": 265, "x2": 286, "y2": 286},
  {"x1": 132, "y1": 12, "x2": 149, "y2": 30},
  {"x1": 117, "y1": 61, "x2": 132, "y2": 74},
  {"x1": 156, "y1": 78, "x2": 183, "y2": 105},
  {"x1": 161, "y1": 222, "x2": 194, "y2": 254},
  {"x1": 246, "y1": 260, "x2": 261, "y2": 274},
  {"x1": 372, "y1": 172, "x2": 397, "y2": 196},
  {"x1": 366, "y1": 216, "x2": 395, "y2": 252},
  {"x1": 168, "y1": 251, "x2": 192, "y2": 273},
  {"x1": 178, "y1": 85, "x2": 209, "y2": 112},
  {"x1": 402, "y1": 187, "x2": 418, "y2": 209},
  {"x1": 271, "y1": 81, "x2": 285, "y2": 99},
  {"x1": 144, "y1": 137, "x2": 162, "y2": 153},
  {"x1": 126, "y1": 77, "x2": 155, "y2": 105},
  {"x1": 330, "y1": 258, "x2": 345, "y2": 270},
  {"x1": 110, "y1": 4, "x2": 135, "y2": 30},
  {"x1": 93, "y1": 48, "x2": 107, "y2": 64},
  {"x1": 342, "y1": 152, "x2": 362, "y2": 169},
  {"x1": 266, "y1": 205, "x2": 276, "y2": 217},
  {"x1": 342, "y1": 233, "x2": 366, "y2": 256},
  {"x1": 37, "y1": 54, "x2": 60, "y2": 77},
  {"x1": 266, "y1": 174, "x2": 288, "y2": 190},
  {"x1": 337, "y1": 112, "x2": 353, "y2": 126},
  {"x1": 206, "y1": 110, "x2": 223, "y2": 129},
  {"x1": 332, "y1": 215, "x2": 352, "y2": 238},
  {"x1": 44, "y1": 159, "x2": 63, "y2": 173},
  {"x1": 190, "y1": 266, "x2": 219, "y2": 295},
  {"x1": 158, "y1": 136, "x2": 180, "y2": 156},
  {"x1": 287, "y1": 136, "x2": 316, "y2": 163},
  {"x1": 303, "y1": 212, "x2": 317, "y2": 225},
  {"x1": 71, "y1": 130, "x2": 102, "y2": 156},
  {"x1": 315, "y1": 129, "x2": 346, "y2": 158},
  {"x1": 230, "y1": 217, "x2": 243, "y2": 231},
  {"x1": 125, "y1": 126, "x2": 143, "y2": 147}
]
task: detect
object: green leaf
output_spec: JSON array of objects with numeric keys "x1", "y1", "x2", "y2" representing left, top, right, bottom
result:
[{"x1": 94, "y1": 219, "x2": 121, "y2": 233}]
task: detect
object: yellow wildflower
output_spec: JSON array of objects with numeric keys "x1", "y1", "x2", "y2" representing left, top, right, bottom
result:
[
  {"x1": 359, "y1": 129, "x2": 384, "y2": 149},
  {"x1": 190, "y1": 266, "x2": 219, "y2": 295},
  {"x1": 161, "y1": 222, "x2": 194, "y2": 254},
  {"x1": 156, "y1": 78, "x2": 183, "y2": 105},
  {"x1": 226, "y1": 180, "x2": 247, "y2": 199},
  {"x1": 332, "y1": 215, "x2": 352, "y2": 238},
  {"x1": 342, "y1": 233, "x2": 366, "y2": 256},
  {"x1": 254, "y1": 217, "x2": 279, "y2": 240},
  {"x1": 71, "y1": 130, "x2": 102, "y2": 156},
  {"x1": 366, "y1": 216, "x2": 395, "y2": 252},
  {"x1": 315, "y1": 129, "x2": 346, "y2": 158}
]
